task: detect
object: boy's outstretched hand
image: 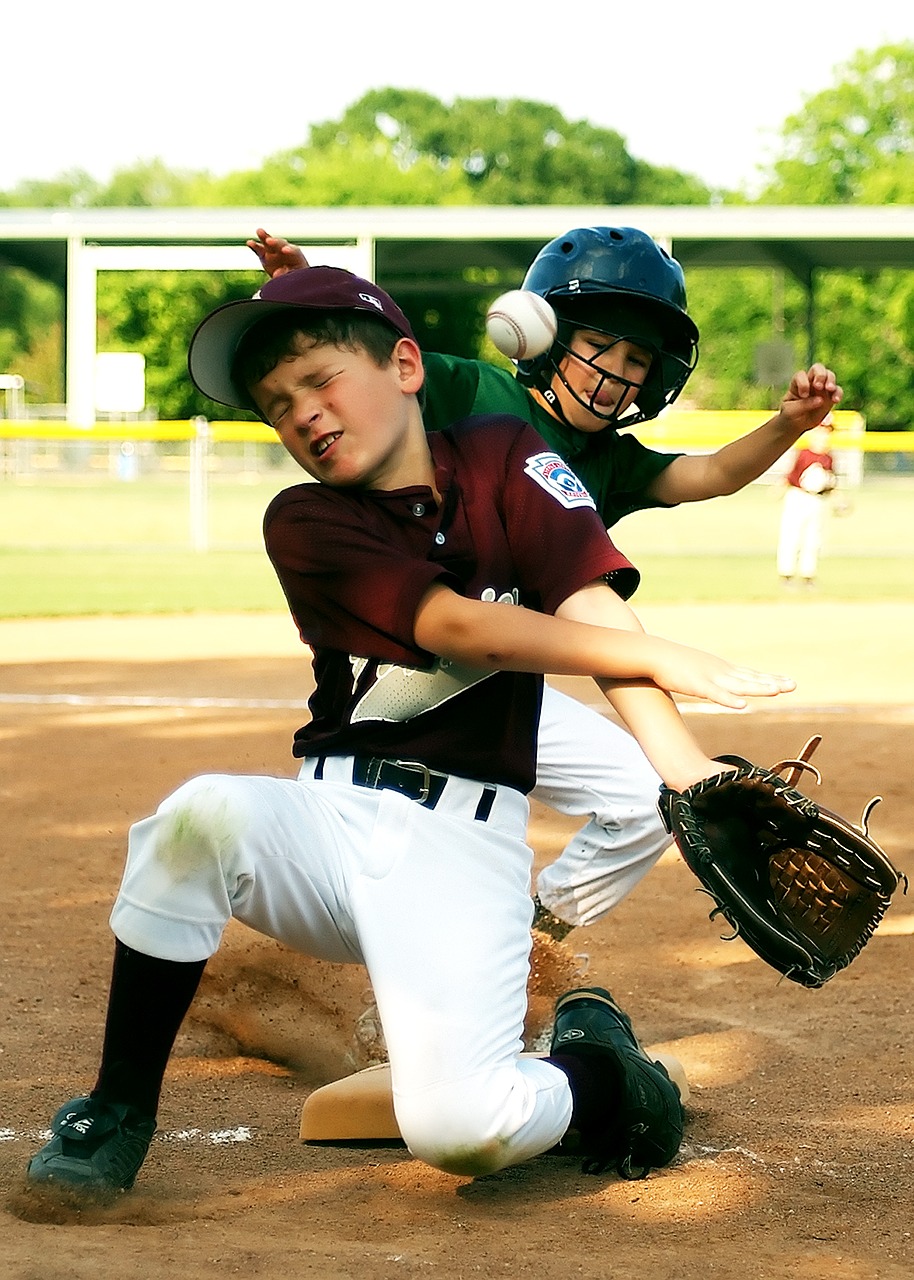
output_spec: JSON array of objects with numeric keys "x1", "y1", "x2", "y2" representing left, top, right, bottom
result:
[
  {"x1": 643, "y1": 638, "x2": 796, "y2": 711},
  {"x1": 247, "y1": 228, "x2": 309, "y2": 278},
  {"x1": 780, "y1": 363, "x2": 842, "y2": 433}
]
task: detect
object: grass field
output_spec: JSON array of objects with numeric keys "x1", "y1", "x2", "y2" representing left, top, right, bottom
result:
[{"x1": 1, "y1": 475, "x2": 911, "y2": 617}]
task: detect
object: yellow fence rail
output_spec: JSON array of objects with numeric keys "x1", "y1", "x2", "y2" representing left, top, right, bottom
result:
[{"x1": 3, "y1": 409, "x2": 909, "y2": 450}]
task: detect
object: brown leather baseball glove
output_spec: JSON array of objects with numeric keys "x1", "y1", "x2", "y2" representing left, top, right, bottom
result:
[{"x1": 658, "y1": 736, "x2": 906, "y2": 988}]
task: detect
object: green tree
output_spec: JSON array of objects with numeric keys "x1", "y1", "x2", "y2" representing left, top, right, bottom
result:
[
  {"x1": 95, "y1": 160, "x2": 202, "y2": 208},
  {"x1": 761, "y1": 43, "x2": 914, "y2": 204},
  {"x1": 813, "y1": 270, "x2": 914, "y2": 430},
  {"x1": 206, "y1": 135, "x2": 475, "y2": 207},
  {"x1": 2, "y1": 169, "x2": 103, "y2": 209},
  {"x1": 755, "y1": 42, "x2": 914, "y2": 426},
  {"x1": 306, "y1": 89, "x2": 710, "y2": 206},
  {"x1": 0, "y1": 267, "x2": 63, "y2": 401},
  {"x1": 97, "y1": 270, "x2": 259, "y2": 419},
  {"x1": 684, "y1": 268, "x2": 807, "y2": 412}
]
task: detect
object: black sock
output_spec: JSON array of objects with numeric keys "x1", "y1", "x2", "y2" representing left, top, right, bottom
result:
[{"x1": 91, "y1": 939, "x2": 206, "y2": 1118}]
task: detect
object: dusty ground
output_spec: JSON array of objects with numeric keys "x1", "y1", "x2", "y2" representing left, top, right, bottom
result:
[{"x1": 1, "y1": 608, "x2": 912, "y2": 1280}]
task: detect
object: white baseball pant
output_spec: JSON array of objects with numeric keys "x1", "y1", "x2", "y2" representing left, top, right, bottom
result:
[
  {"x1": 532, "y1": 684, "x2": 671, "y2": 927},
  {"x1": 109, "y1": 758, "x2": 573, "y2": 1176},
  {"x1": 777, "y1": 487, "x2": 825, "y2": 580}
]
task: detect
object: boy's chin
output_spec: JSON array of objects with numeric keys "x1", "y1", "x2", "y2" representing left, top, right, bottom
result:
[{"x1": 569, "y1": 412, "x2": 615, "y2": 434}]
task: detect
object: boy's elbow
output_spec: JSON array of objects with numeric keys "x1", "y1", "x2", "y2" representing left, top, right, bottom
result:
[
  {"x1": 414, "y1": 587, "x2": 477, "y2": 660},
  {"x1": 416, "y1": 600, "x2": 508, "y2": 671}
]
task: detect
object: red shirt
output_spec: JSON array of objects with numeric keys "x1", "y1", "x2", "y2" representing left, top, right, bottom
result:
[
  {"x1": 264, "y1": 415, "x2": 637, "y2": 793},
  {"x1": 786, "y1": 448, "x2": 835, "y2": 491}
]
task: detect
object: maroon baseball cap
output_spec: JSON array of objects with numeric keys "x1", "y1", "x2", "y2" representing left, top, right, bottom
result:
[{"x1": 187, "y1": 266, "x2": 417, "y2": 409}]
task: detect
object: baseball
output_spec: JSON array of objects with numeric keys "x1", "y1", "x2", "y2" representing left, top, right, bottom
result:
[{"x1": 485, "y1": 290, "x2": 557, "y2": 360}]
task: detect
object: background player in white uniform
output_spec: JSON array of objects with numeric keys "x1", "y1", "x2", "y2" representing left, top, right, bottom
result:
[
  {"x1": 777, "y1": 413, "x2": 838, "y2": 587},
  {"x1": 27, "y1": 267, "x2": 795, "y2": 1198},
  {"x1": 251, "y1": 228, "x2": 843, "y2": 938}
]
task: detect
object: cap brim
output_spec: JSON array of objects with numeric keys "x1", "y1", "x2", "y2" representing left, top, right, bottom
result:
[{"x1": 187, "y1": 297, "x2": 302, "y2": 410}]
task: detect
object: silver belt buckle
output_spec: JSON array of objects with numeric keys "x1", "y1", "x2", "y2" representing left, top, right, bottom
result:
[{"x1": 394, "y1": 759, "x2": 432, "y2": 804}]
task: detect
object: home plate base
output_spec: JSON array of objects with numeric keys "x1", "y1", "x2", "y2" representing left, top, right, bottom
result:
[{"x1": 299, "y1": 1050, "x2": 689, "y2": 1142}]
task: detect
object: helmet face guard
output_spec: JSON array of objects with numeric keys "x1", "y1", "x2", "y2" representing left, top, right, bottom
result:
[
  {"x1": 516, "y1": 227, "x2": 699, "y2": 428},
  {"x1": 536, "y1": 316, "x2": 694, "y2": 429}
]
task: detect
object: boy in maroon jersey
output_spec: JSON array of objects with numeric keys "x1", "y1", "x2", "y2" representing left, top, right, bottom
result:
[{"x1": 27, "y1": 267, "x2": 794, "y2": 1199}]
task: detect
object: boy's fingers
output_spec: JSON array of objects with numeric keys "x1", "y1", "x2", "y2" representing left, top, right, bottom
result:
[{"x1": 722, "y1": 668, "x2": 795, "y2": 696}]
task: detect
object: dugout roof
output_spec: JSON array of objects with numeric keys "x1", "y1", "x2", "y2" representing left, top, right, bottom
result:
[{"x1": 1, "y1": 205, "x2": 914, "y2": 422}]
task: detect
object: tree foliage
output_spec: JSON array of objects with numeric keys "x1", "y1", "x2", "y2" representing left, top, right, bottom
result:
[
  {"x1": 684, "y1": 269, "x2": 807, "y2": 412},
  {"x1": 302, "y1": 89, "x2": 707, "y2": 206},
  {"x1": 0, "y1": 268, "x2": 63, "y2": 402},
  {"x1": 747, "y1": 42, "x2": 914, "y2": 425},
  {"x1": 205, "y1": 135, "x2": 474, "y2": 207},
  {"x1": 97, "y1": 270, "x2": 261, "y2": 420},
  {"x1": 761, "y1": 43, "x2": 914, "y2": 204}
]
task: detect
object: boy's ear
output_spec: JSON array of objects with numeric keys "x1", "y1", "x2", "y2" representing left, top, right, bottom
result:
[{"x1": 394, "y1": 337, "x2": 424, "y2": 393}]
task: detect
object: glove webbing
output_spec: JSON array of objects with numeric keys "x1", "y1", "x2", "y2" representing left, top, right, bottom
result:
[{"x1": 770, "y1": 847, "x2": 866, "y2": 929}]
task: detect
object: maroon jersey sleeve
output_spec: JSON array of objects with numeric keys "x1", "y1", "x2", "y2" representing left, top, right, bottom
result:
[
  {"x1": 264, "y1": 486, "x2": 455, "y2": 666},
  {"x1": 447, "y1": 417, "x2": 639, "y2": 613}
]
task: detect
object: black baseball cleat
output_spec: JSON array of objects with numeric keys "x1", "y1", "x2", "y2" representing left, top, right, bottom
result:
[
  {"x1": 26, "y1": 1095, "x2": 156, "y2": 1199},
  {"x1": 551, "y1": 987, "x2": 684, "y2": 1179}
]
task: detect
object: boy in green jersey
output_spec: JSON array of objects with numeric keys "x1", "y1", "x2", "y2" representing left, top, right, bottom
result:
[{"x1": 248, "y1": 225, "x2": 840, "y2": 940}]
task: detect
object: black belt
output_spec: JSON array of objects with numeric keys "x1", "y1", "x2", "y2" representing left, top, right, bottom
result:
[{"x1": 313, "y1": 755, "x2": 497, "y2": 821}]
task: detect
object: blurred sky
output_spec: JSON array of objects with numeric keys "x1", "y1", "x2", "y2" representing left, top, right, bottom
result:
[{"x1": 5, "y1": 0, "x2": 911, "y2": 196}]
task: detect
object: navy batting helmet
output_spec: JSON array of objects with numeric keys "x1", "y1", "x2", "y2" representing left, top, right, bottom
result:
[{"x1": 517, "y1": 226, "x2": 699, "y2": 427}]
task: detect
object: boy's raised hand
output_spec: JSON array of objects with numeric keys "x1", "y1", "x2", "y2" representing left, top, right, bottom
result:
[
  {"x1": 247, "y1": 228, "x2": 309, "y2": 278},
  {"x1": 780, "y1": 363, "x2": 842, "y2": 433}
]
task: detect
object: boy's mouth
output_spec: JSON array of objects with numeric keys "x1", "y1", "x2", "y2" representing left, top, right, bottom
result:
[
  {"x1": 591, "y1": 388, "x2": 618, "y2": 411},
  {"x1": 312, "y1": 432, "x2": 342, "y2": 458}
]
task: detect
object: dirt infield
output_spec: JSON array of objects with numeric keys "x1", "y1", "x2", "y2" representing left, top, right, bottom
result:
[{"x1": 2, "y1": 608, "x2": 912, "y2": 1280}]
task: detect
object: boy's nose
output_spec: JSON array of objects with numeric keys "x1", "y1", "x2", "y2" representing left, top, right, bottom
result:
[
  {"x1": 290, "y1": 396, "x2": 321, "y2": 430},
  {"x1": 594, "y1": 347, "x2": 626, "y2": 377}
]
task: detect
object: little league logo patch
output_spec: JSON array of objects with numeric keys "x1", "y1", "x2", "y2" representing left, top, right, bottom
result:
[{"x1": 523, "y1": 452, "x2": 596, "y2": 510}]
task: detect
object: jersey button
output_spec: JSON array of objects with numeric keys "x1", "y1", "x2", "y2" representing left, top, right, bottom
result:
[
  {"x1": 412, "y1": 502, "x2": 426, "y2": 517},
  {"x1": 435, "y1": 532, "x2": 445, "y2": 545}
]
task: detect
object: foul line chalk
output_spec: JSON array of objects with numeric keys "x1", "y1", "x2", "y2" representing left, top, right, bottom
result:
[
  {"x1": 0, "y1": 693, "x2": 302, "y2": 710},
  {"x1": 1, "y1": 1126, "x2": 254, "y2": 1145}
]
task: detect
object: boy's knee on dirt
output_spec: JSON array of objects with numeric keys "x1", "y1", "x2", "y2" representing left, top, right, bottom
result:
[{"x1": 394, "y1": 1070, "x2": 563, "y2": 1177}]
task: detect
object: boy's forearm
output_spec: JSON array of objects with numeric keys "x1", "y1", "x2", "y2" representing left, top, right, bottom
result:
[
  {"x1": 414, "y1": 583, "x2": 660, "y2": 683},
  {"x1": 650, "y1": 411, "x2": 803, "y2": 503},
  {"x1": 415, "y1": 585, "x2": 726, "y2": 789},
  {"x1": 596, "y1": 678, "x2": 719, "y2": 791},
  {"x1": 648, "y1": 363, "x2": 841, "y2": 505},
  {"x1": 414, "y1": 580, "x2": 794, "y2": 712},
  {"x1": 704, "y1": 410, "x2": 806, "y2": 493}
]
